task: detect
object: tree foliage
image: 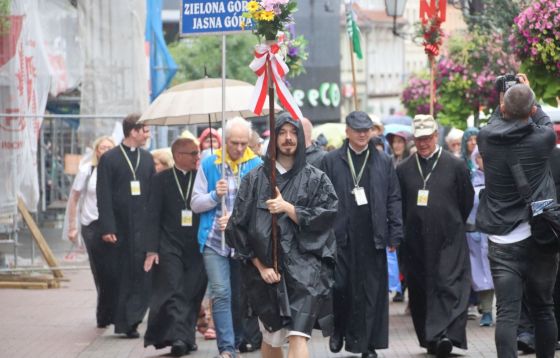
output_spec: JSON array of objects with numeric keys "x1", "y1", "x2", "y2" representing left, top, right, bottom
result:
[
  {"x1": 168, "y1": 34, "x2": 257, "y2": 85},
  {"x1": 402, "y1": 31, "x2": 519, "y2": 129},
  {"x1": 463, "y1": 0, "x2": 531, "y2": 34}
]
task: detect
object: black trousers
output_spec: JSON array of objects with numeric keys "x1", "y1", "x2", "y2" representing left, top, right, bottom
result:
[
  {"x1": 81, "y1": 220, "x2": 119, "y2": 327},
  {"x1": 489, "y1": 238, "x2": 559, "y2": 358}
]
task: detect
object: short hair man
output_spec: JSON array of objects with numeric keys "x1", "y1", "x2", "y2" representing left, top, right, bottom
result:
[
  {"x1": 396, "y1": 114, "x2": 474, "y2": 357},
  {"x1": 322, "y1": 111, "x2": 403, "y2": 358},
  {"x1": 227, "y1": 112, "x2": 338, "y2": 358},
  {"x1": 143, "y1": 138, "x2": 206, "y2": 356},
  {"x1": 300, "y1": 117, "x2": 326, "y2": 168},
  {"x1": 477, "y1": 84, "x2": 558, "y2": 357},
  {"x1": 96, "y1": 113, "x2": 155, "y2": 338},
  {"x1": 191, "y1": 117, "x2": 262, "y2": 358}
]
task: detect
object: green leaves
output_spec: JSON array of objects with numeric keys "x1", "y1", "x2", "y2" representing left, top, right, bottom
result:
[{"x1": 168, "y1": 35, "x2": 256, "y2": 85}]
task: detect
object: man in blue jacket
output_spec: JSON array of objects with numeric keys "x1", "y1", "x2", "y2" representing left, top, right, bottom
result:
[{"x1": 191, "y1": 117, "x2": 262, "y2": 358}]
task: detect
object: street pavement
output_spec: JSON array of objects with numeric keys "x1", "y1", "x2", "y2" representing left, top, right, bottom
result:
[{"x1": 0, "y1": 265, "x2": 545, "y2": 358}]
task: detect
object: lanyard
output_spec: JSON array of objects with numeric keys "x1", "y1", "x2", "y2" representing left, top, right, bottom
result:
[
  {"x1": 346, "y1": 148, "x2": 370, "y2": 187},
  {"x1": 173, "y1": 168, "x2": 193, "y2": 208},
  {"x1": 415, "y1": 147, "x2": 442, "y2": 189},
  {"x1": 119, "y1": 144, "x2": 140, "y2": 180}
]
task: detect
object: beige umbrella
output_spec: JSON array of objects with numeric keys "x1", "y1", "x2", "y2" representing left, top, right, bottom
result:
[{"x1": 138, "y1": 77, "x2": 277, "y2": 125}]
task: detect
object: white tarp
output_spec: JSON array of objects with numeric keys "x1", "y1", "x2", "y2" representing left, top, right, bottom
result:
[
  {"x1": 0, "y1": 0, "x2": 53, "y2": 216},
  {"x1": 77, "y1": 0, "x2": 149, "y2": 148},
  {"x1": 38, "y1": 0, "x2": 82, "y2": 96}
]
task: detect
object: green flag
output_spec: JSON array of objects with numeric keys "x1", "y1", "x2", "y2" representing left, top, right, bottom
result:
[{"x1": 345, "y1": 3, "x2": 363, "y2": 59}]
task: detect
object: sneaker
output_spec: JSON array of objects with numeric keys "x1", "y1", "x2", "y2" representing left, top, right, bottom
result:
[
  {"x1": 467, "y1": 305, "x2": 479, "y2": 320},
  {"x1": 392, "y1": 292, "x2": 404, "y2": 302},
  {"x1": 479, "y1": 312, "x2": 493, "y2": 327}
]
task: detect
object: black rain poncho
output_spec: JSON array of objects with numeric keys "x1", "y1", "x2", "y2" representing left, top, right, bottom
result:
[{"x1": 226, "y1": 113, "x2": 338, "y2": 336}]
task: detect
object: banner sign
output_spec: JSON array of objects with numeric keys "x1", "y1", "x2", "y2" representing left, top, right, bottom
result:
[{"x1": 181, "y1": 0, "x2": 253, "y2": 35}]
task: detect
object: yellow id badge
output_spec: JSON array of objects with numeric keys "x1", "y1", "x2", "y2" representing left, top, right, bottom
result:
[
  {"x1": 417, "y1": 189, "x2": 429, "y2": 206},
  {"x1": 181, "y1": 210, "x2": 193, "y2": 227},
  {"x1": 130, "y1": 180, "x2": 141, "y2": 196}
]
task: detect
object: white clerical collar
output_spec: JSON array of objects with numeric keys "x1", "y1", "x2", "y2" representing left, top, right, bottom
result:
[
  {"x1": 420, "y1": 145, "x2": 440, "y2": 160},
  {"x1": 175, "y1": 166, "x2": 188, "y2": 175},
  {"x1": 349, "y1": 143, "x2": 368, "y2": 155},
  {"x1": 275, "y1": 161, "x2": 288, "y2": 174},
  {"x1": 122, "y1": 143, "x2": 137, "y2": 152}
]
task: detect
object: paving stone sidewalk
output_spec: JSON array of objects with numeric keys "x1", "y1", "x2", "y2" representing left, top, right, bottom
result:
[{"x1": 0, "y1": 268, "x2": 543, "y2": 358}]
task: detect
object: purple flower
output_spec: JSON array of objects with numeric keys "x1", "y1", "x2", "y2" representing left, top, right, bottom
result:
[{"x1": 288, "y1": 46, "x2": 298, "y2": 57}]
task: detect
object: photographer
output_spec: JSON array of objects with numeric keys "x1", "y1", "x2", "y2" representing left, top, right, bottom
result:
[
  {"x1": 477, "y1": 82, "x2": 558, "y2": 357},
  {"x1": 489, "y1": 74, "x2": 552, "y2": 127}
]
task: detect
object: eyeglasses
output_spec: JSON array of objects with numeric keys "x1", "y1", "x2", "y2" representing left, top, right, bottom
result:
[{"x1": 177, "y1": 150, "x2": 200, "y2": 156}]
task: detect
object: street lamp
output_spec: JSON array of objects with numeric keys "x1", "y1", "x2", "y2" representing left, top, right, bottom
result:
[{"x1": 385, "y1": 0, "x2": 407, "y2": 36}]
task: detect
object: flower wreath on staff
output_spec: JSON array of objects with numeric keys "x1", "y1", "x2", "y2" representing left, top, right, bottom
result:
[
  {"x1": 419, "y1": 0, "x2": 446, "y2": 115},
  {"x1": 242, "y1": 0, "x2": 305, "y2": 273}
]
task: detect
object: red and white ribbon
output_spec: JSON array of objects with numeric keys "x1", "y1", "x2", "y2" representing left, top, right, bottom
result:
[{"x1": 249, "y1": 43, "x2": 303, "y2": 120}]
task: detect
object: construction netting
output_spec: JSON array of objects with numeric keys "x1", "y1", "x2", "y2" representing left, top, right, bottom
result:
[
  {"x1": 77, "y1": 0, "x2": 149, "y2": 148},
  {"x1": 0, "y1": 0, "x2": 150, "y2": 217}
]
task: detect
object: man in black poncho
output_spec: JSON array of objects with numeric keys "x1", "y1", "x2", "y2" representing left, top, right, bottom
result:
[
  {"x1": 322, "y1": 111, "x2": 403, "y2": 358},
  {"x1": 226, "y1": 112, "x2": 338, "y2": 358},
  {"x1": 96, "y1": 113, "x2": 155, "y2": 338},
  {"x1": 396, "y1": 114, "x2": 474, "y2": 357},
  {"x1": 143, "y1": 138, "x2": 207, "y2": 356}
]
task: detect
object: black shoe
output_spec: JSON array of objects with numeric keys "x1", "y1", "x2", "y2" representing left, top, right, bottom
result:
[
  {"x1": 329, "y1": 333, "x2": 343, "y2": 353},
  {"x1": 125, "y1": 329, "x2": 140, "y2": 339},
  {"x1": 186, "y1": 342, "x2": 198, "y2": 352},
  {"x1": 392, "y1": 292, "x2": 404, "y2": 302},
  {"x1": 171, "y1": 340, "x2": 187, "y2": 357},
  {"x1": 436, "y1": 337, "x2": 452, "y2": 358},
  {"x1": 517, "y1": 333, "x2": 535, "y2": 354},
  {"x1": 361, "y1": 350, "x2": 378, "y2": 358}
]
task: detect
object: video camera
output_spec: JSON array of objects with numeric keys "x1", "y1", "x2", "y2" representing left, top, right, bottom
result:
[{"x1": 495, "y1": 74, "x2": 520, "y2": 93}]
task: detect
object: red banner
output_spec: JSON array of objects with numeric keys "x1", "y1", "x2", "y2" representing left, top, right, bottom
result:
[{"x1": 419, "y1": 0, "x2": 446, "y2": 22}]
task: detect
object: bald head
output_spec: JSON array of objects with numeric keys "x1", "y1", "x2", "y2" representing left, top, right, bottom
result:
[
  {"x1": 502, "y1": 84, "x2": 537, "y2": 120},
  {"x1": 301, "y1": 117, "x2": 313, "y2": 148}
]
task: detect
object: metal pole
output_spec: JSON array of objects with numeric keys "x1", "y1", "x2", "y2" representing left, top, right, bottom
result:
[
  {"x1": 40, "y1": 126, "x2": 46, "y2": 212},
  {"x1": 221, "y1": 34, "x2": 227, "y2": 251}
]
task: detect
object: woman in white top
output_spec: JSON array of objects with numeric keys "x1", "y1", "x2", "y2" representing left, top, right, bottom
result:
[{"x1": 67, "y1": 136, "x2": 116, "y2": 328}]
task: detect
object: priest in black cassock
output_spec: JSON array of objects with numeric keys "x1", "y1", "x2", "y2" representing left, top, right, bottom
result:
[
  {"x1": 226, "y1": 113, "x2": 338, "y2": 358},
  {"x1": 143, "y1": 138, "x2": 207, "y2": 356},
  {"x1": 396, "y1": 114, "x2": 474, "y2": 358},
  {"x1": 322, "y1": 111, "x2": 403, "y2": 358},
  {"x1": 96, "y1": 114, "x2": 155, "y2": 338}
]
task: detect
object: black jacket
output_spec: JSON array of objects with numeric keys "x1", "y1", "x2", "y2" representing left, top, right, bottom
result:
[
  {"x1": 322, "y1": 139, "x2": 403, "y2": 249},
  {"x1": 226, "y1": 114, "x2": 338, "y2": 335},
  {"x1": 477, "y1": 106, "x2": 556, "y2": 235},
  {"x1": 305, "y1": 142, "x2": 327, "y2": 168}
]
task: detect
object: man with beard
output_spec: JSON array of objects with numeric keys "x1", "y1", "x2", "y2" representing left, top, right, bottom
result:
[
  {"x1": 226, "y1": 112, "x2": 338, "y2": 358},
  {"x1": 143, "y1": 138, "x2": 207, "y2": 356},
  {"x1": 397, "y1": 114, "x2": 474, "y2": 357},
  {"x1": 322, "y1": 111, "x2": 403, "y2": 358},
  {"x1": 96, "y1": 113, "x2": 155, "y2": 338}
]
